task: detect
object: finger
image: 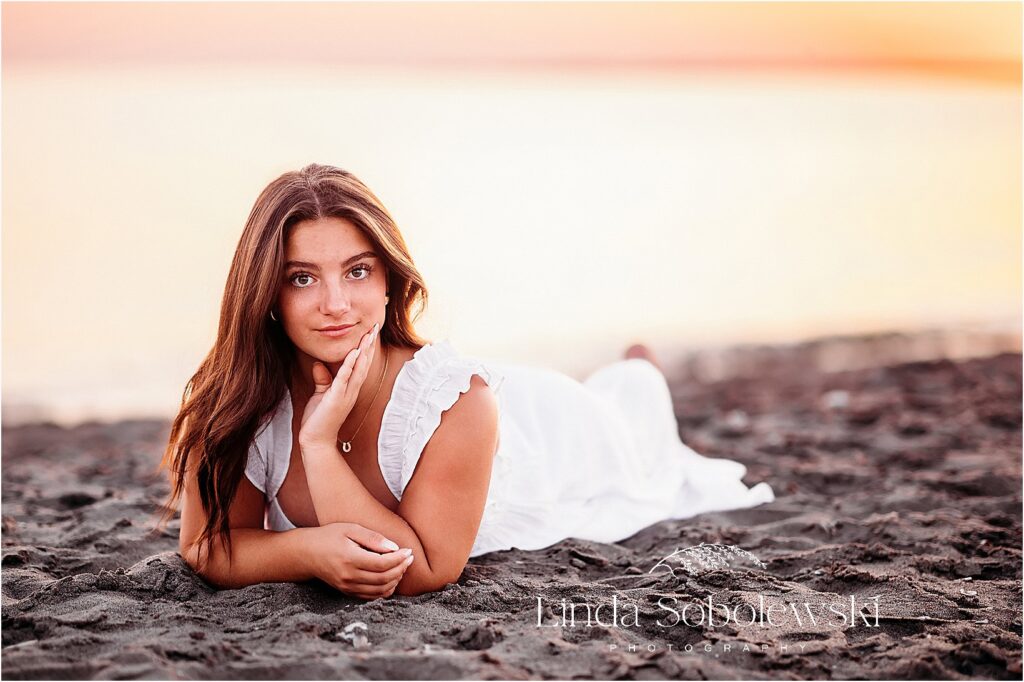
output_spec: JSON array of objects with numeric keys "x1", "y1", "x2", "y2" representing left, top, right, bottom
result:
[
  {"x1": 311, "y1": 362, "x2": 333, "y2": 394},
  {"x1": 350, "y1": 545, "x2": 413, "y2": 574},
  {"x1": 345, "y1": 584, "x2": 391, "y2": 600},
  {"x1": 333, "y1": 581, "x2": 387, "y2": 601},
  {"x1": 323, "y1": 347, "x2": 360, "y2": 400},
  {"x1": 345, "y1": 589, "x2": 376, "y2": 601},
  {"x1": 348, "y1": 554, "x2": 414, "y2": 586},
  {"x1": 343, "y1": 524, "x2": 401, "y2": 555},
  {"x1": 351, "y1": 324, "x2": 379, "y2": 377},
  {"x1": 377, "y1": 555, "x2": 413, "y2": 584},
  {"x1": 345, "y1": 326, "x2": 378, "y2": 400},
  {"x1": 358, "y1": 323, "x2": 378, "y2": 358},
  {"x1": 355, "y1": 591, "x2": 388, "y2": 601},
  {"x1": 381, "y1": 576, "x2": 403, "y2": 598},
  {"x1": 364, "y1": 576, "x2": 403, "y2": 599}
]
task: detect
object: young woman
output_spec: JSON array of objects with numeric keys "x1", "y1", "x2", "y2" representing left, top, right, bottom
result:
[{"x1": 162, "y1": 163, "x2": 774, "y2": 599}]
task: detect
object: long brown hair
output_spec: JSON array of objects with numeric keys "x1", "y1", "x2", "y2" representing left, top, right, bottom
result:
[{"x1": 160, "y1": 163, "x2": 429, "y2": 566}]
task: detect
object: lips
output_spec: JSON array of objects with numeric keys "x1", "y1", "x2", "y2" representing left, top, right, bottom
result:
[{"x1": 318, "y1": 323, "x2": 357, "y2": 338}]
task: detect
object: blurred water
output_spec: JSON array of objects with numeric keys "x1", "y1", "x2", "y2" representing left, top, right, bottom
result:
[{"x1": 2, "y1": 66, "x2": 1020, "y2": 424}]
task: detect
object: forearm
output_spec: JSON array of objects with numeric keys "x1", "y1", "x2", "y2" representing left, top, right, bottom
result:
[
  {"x1": 183, "y1": 526, "x2": 319, "y2": 589},
  {"x1": 301, "y1": 445, "x2": 447, "y2": 594}
]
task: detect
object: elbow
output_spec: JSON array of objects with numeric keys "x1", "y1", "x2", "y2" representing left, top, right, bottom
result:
[
  {"x1": 395, "y1": 567, "x2": 464, "y2": 597},
  {"x1": 194, "y1": 566, "x2": 233, "y2": 591},
  {"x1": 395, "y1": 579, "x2": 446, "y2": 597},
  {"x1": 180, "y1": 541, "x2": 232, "y2": 590}
]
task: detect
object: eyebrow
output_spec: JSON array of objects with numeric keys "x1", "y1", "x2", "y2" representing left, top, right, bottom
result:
[{"x1": 285, "y1": 251, "x2": 378, "y2": 270}]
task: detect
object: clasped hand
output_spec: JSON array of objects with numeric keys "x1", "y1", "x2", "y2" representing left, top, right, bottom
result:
[{"x1": 312, "y1": 523, "x2": 414, "y2": 600}]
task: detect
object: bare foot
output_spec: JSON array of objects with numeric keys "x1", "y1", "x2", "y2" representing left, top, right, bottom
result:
[{"x1": 623, "y1": 343, "x2": 663, "y2": 372}]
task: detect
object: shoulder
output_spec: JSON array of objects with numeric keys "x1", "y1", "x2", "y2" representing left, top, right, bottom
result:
[
  {"x1": 422, "y1": 374, "x2": 500, "y2": 475},
  {"x1": 394, "y1": 341, "x2": 501, "y2": 436},
  {"x1": 441, "y1": 374, "x2": 499, "y2": 435},
  {"x1": 380, "y1": 340, "x2": 507, "y2": 497},
  {"x1": 433, "y1": 374, "x2": 498, "y2": 446}
]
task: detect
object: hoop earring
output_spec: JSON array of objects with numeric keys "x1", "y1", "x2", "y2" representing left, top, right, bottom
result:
[{"x1": 270, "y1": 310, "x2": 278, "y2": 322}]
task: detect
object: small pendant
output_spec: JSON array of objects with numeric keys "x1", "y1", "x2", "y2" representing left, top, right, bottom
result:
[{"x1": 341, "y1": 441, "x2": 352, "y2": 454}]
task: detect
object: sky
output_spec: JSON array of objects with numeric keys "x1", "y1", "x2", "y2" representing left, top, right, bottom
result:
[{"x1": 2, "y1": 2, "x2": 1021, "y2": 424}]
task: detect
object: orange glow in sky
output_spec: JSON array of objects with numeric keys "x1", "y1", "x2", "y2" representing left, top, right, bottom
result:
[{"x1": 3, "y1": 3, "x2": 1020, "y2": 82}]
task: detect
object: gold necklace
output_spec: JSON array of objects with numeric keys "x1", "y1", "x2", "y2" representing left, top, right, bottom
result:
[{"x1": 337, "y1": 346, "x2": 389, "y2": 454}]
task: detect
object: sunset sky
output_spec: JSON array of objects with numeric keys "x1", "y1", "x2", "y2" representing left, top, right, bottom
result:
[
  {"x1": 2, "y1": 2, "x2": 1020, "y2": 423},
  {"x1": 3, "y1": 2, "x2": 1019, "y2": 80}
]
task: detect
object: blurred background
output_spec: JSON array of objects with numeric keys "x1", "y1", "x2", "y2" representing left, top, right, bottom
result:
[{"x1": 2, "y1": 2, "x2": 1021, "y2": 425}]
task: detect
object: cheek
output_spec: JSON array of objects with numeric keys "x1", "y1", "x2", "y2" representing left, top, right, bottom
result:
[
  {"x1": 359, "y1": 285, "x2": 386, "y2": 304},
  {"x1": 278, "y1": 289, "x2": 315, "y2": 322}
]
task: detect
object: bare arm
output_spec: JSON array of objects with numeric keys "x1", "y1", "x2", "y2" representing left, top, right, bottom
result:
[
  {"x1": 183, "y1": 527, "x2": 321, "y2": 588},
  {"x1": 300, "y1": 375, "x2": 500, "y2": 596},
  {"x1": 177, "y1": 455, "x2": 413, "y2": 598}
]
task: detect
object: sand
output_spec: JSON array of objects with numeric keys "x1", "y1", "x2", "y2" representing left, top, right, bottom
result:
[{"x1": 2, "y1": 334, "x2": 1021, "y2": 680}]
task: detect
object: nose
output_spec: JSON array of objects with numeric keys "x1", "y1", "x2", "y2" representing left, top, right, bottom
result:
[{"x1": 319, "y1": 278, "x2": 352, "y2": 316}]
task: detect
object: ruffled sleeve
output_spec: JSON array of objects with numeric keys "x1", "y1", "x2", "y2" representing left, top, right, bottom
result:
[{"x1": 377, "y1": 340, "x2": 505, "y2": 502}]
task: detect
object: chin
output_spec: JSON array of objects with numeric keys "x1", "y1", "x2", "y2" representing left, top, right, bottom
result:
[
  {"x1": 314, "y1": 342, "x2": 358, "y2": 365},
  {"x1": 291, "y1": 336, "x2": 353, "y2": 365}
]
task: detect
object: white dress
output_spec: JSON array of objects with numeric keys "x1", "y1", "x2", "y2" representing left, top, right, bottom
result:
[{"x1": 244, "y1": 340, "x2": 775, "y2": 557}]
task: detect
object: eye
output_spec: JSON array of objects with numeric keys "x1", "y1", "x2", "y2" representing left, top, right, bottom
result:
[
  {"x1": 289, "y1": 272, "x2": 315, "y2": 288},
  {"x1": 349, "y1": 264, "x2": 373, "y2": 280}
]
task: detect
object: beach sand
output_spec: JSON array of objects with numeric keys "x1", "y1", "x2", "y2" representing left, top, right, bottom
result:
[{"x1": 2, "y1": 334, "x2": 1021, "y2": 679}]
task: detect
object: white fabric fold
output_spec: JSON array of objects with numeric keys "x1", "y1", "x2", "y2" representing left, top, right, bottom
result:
[
  {"x1": 377, "y1": 339, "x2": 507, "y2": 503},
  {"x1": 242, "y1": 341, "x2": 776, "y2": 558}
]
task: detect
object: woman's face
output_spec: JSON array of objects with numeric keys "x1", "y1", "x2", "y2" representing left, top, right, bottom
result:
[{"x1": 277, "y1": 216, "x2": 388, "y2": 365}]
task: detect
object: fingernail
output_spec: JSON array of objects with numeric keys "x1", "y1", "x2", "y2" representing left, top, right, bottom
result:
[
  {"x1": 404, "y1": 555, "x2": 414, "y2": 565},
  {"x1": 401, "y1": 548, "x2": 413, "y2": 557},
  {"x1": 382, "y1": 539, "x2": 399, "y2": 551},
  {"x1": 372, "y1": 322, "x2": 379, "y2": 338},
  {"x1": 351, "y1": 348, "x2": 361, "y2": 361}
]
